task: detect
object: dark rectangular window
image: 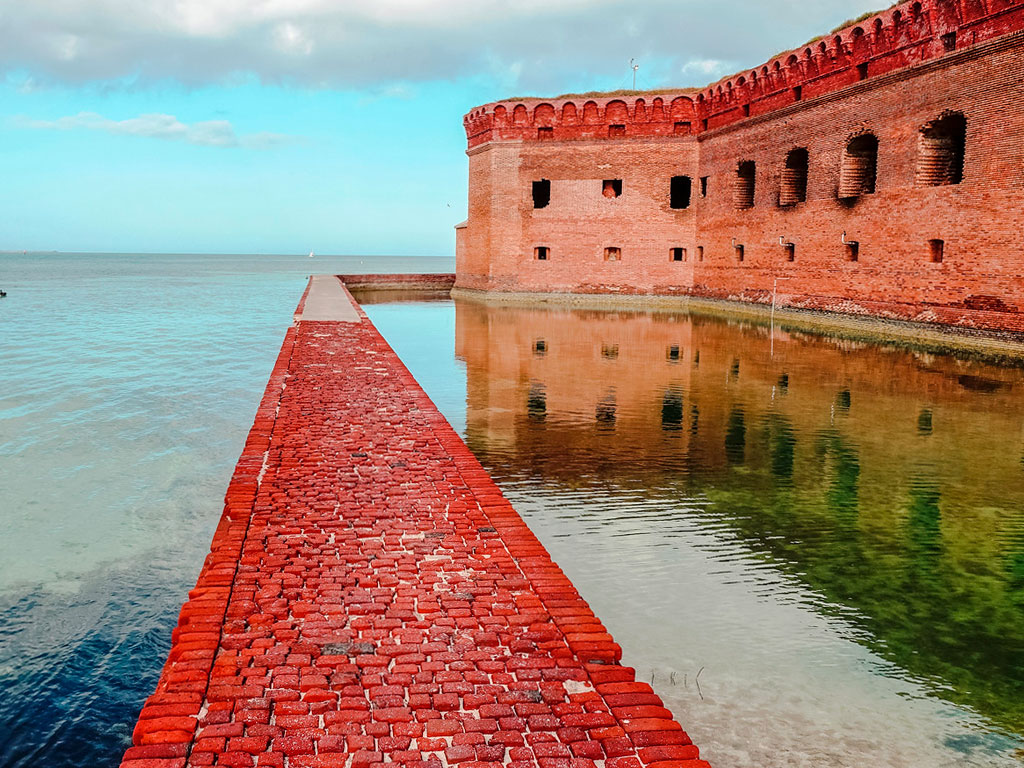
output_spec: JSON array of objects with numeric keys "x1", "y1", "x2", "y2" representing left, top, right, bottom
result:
[
  {"x1": 941, "y1": 31, "x2": 957, "y2": 52},
  {"x1": 857, "y1": 62, "x2": 869, "y2": 81},
  {"x1": 701, "y1": 118, "x2": 709, "y2": 131},
  {"x1": 527, "y1": 383, "x2": 546, "y2": 421},
  {"x1": 928, "y1": 239, "x2": 944, "y2": 263},
  {"x1": 742, "y1": 104, "x2": 750, "y2": 117},
  {"x1": 604, "y1": 247, "x2": 622, "y2": 261},
  {"x1": 697, "y1": 245, "x2": 704, "y2": 261},
  {"x1": 793, "y1": 85, "x2": 803, "y2": 101},
  {"x1": 537, "y1": 126, "x2": 553, "y2": 140},
  {"x1": 535, "y1": 246, "x2": 549, "y2": 261},
  {"x1": 845, "y1": 241, "x2": 860, "y2": 262},
  {"x1": 784, "y1": 243, "x2": 796, "y2": 262},
  {"x1": 671, "y1": 247, "x2": 686, "y2": 262},
  {"x1": 661, "y1": 388, "x2": 683, "y2": 430},
  {"x1": 674, "y1": 121, "x2": 691, "y2": 135},
  {"x1": 532, "y1": 179, "x2": 550, "y2": 208},
  {"x1": 533, "y1": 339, "x2": 546, "y2": 356},
  {"x1": 608, "y1": 124, "x2": 626, "y2": 137},
  {"x1": 735, "y1": 244, "x2": 745, "y2": 262},
  {"x1": 670, "y1": 175, "x2": 692, "y2": 209},
  {"x1": 700, "y1": 177, "x2": 708, "y2": 197},
  {"x1": 602, "y1": 179, "x2": 622, "y2": 198}
]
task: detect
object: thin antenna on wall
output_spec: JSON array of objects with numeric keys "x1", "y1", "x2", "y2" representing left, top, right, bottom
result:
[{"x1": 630, "y1": 58, "x2": 640, "y2": 90}]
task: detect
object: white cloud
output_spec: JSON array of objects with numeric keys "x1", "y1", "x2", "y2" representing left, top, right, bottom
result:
[
  {"x1": 682, "y1": 59, "x2": 732, "y2": 77},
  {"x1": 0, "y1": 0, "x2": 887, "y2": 93},
  {"x1": 273, "y1": 22, "x2": 315, "y2": 56},
  {"x1": 15, "y1": 111, "x2": 297, "y2": 149}
]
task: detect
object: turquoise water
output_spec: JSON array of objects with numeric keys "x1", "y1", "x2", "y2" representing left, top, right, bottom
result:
[
  {"x1": 0, "y1": 253, "x2": 451, "y2": 767},
  {"x1": 4, "y1": 257, "x2": 1024, "y2": 768}
]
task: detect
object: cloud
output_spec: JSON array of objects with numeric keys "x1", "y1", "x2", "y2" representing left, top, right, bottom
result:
[
  {"x1": 681, "y1": 59, "x2": 734, "y2": 78},
  {"x1": 15, "y1": 111, "x2": 297, "y2": 149},
  {"x1": 0, "y1": 0, "x2": 886, "y2": 93}
]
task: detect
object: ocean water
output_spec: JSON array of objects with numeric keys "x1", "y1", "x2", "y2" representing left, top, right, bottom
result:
[
  {"x1": 0, "y1": 253, "x2": 452, "y2": 767},
  {"x1": 4, "y1": 255, "x2": 1024, "y2": 768}
]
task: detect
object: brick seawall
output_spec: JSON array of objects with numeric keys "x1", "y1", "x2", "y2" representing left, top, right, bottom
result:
[{"x1": 119, "y1": 275, "x2": 708, "y2": 768}]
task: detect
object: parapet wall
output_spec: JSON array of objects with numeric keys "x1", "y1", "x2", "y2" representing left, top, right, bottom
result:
[
  {"x1": 464, "y1": 0, "x2": 1024, "y2": 146},
  {"x1": 458, "y1": 0, "x2": 1024, "y2": 336}
]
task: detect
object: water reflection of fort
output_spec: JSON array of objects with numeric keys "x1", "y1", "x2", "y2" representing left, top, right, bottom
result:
[{"x1": 454, "y1": 298, "x2": 1024, "y2": 735}]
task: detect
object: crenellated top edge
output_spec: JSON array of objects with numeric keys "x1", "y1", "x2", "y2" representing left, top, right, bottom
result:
[{"x1": 463, "y1": 0, "x2": 1024, "y2": 148}]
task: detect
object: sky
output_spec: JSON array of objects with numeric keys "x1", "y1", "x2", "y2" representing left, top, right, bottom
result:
[{"x1": 0, "y1": 0, "x2": 884, "y2": 256}]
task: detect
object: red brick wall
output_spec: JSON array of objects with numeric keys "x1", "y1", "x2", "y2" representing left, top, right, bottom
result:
[
  {"x1": 457, "y1": 0, "x2": 1024, "y2": 335},
  {"x1": 459, "y1": 138, "x2": 700, "y2": 294}
]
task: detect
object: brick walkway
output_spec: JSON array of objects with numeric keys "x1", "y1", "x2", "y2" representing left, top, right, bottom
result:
[{"x1": 120, "y1": 277, "x2": 709, "y2": 768}]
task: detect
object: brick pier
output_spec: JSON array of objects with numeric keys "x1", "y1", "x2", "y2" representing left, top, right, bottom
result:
[{"x1": 120, "y1": 275, "x2": 709, "y2": 768}]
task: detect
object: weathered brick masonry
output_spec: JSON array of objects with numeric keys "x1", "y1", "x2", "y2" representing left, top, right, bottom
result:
[
  {"x1": 456, "y1": 0, "x2": 1024, "y2": 335},
  {"x1": 120, "y1": 276, "x2": 708, "y2": 768}
]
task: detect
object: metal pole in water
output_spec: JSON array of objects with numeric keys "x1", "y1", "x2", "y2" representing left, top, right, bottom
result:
[{"x1": 771, "y1": 277, "x2": 778, "y2": 358}]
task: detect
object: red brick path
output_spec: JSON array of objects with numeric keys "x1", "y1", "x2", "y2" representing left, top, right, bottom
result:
[{"x1": 120, "y1": 277, "x2": 709, "y2": 768}]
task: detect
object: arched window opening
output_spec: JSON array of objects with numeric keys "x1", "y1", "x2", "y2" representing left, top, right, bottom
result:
[
  {"x1": 671, "y1": 175, "x2": 692, "y2": 209},
  {"x1": 734, "y1": 160, "x2": 756, "y2": 209},
  {"x1": 839, "y1": 133, "x2": 878, "y2": 198},
  {"x1": 917, "y1": 113, "x2": 966, "y2": 186},
  {"x1": 780, "y1": 148, "x2": 809, "y2": 206}
]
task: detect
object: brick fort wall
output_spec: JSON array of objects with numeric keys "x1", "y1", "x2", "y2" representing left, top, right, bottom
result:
[{"x1": 455, "y1": 0, "x2": 1024, "y2": 335}]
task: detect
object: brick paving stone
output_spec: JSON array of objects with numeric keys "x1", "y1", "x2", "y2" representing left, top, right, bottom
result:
[{"x1": 119, "y1": 276, "x2": 709, "y2": 767}]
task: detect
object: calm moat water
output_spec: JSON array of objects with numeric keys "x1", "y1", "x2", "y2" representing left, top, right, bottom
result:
[
  {"x1": 364, "y1": 297, "x2": 1024, "y2": 768},
  {"x1": 2, "y1": 253, "x2": 1022, "y2": 767}
]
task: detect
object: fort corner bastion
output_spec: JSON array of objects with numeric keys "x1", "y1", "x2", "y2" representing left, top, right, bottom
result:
[{"x1": 455, "y1": 0, "x2": 1024, "y2": 337}]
